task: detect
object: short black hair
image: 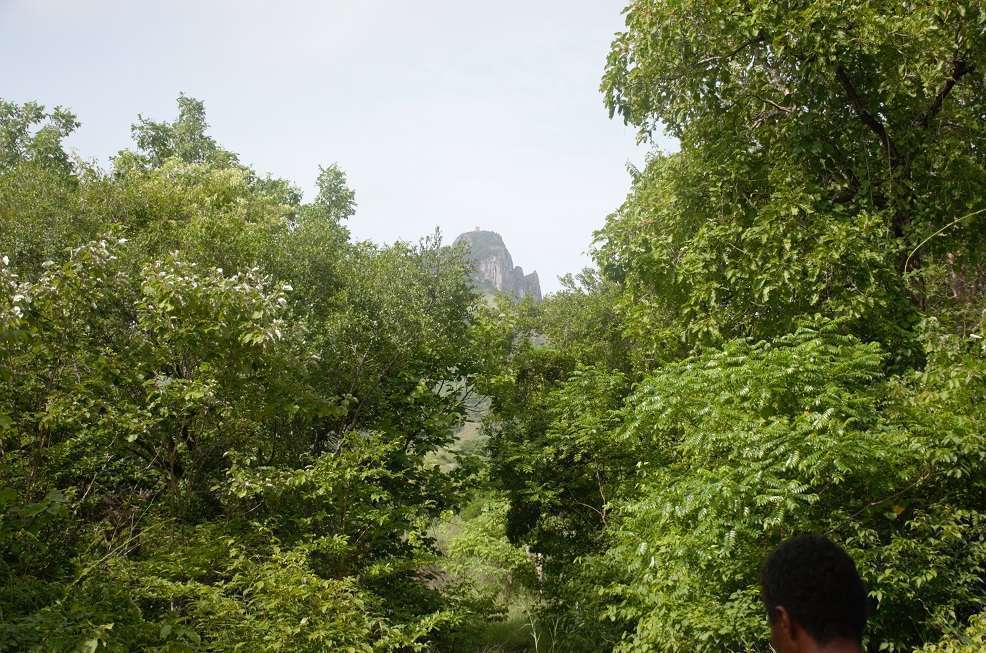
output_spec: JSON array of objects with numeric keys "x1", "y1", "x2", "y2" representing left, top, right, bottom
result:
[{"x1": 761, "y1": 534, "x2": 868, "y2": 643}]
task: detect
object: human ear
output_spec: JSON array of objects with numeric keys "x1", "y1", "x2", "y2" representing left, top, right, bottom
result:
[{"x1": 770, "y1": 606, "x2": 797, "y2": 653}]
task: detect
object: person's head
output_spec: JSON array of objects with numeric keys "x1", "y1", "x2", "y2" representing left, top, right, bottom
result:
[{"x1": 760, "y1": 535, "x2": 867, "y2": 653}]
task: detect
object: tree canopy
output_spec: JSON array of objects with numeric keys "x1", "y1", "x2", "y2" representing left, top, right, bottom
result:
[
  {"x1": 1, "y1": 96, "x2": 488, "y2": 652},
  {"x1": 478, "y1": 2, "x2": 986, "y2": 651},
  {"x1": 2, "y1": 2, "x2": 984, "y2": 651}
]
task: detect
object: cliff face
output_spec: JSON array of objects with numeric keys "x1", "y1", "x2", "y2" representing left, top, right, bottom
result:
[{"x1": 453, "y1": 229, "x2": 541, "y2": 301}]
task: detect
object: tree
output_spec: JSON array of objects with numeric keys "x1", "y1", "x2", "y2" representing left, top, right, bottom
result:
[
  {"x1": 480, "y1": 5, "x2": 986, "y2": 651},
  {"x1": 598, "y1": 0, "x2": 986, "y2": 354},
  {"x1": 516, "y1": 324, "x2": 985, "y2": 653},
  {"x1": 0, "y1": 100, "x2": 78, "y2": 175},
  {"x1": 126, "y1": 93, "x2": 238, "y2": 169},
  {"x1": 0, "y1": 96, "x2": 484, "y2": 652},
  {"x1": 307, "y1": 163, "x2": 357, "y2": 223},
  {"x1": 596, "y1": 325, "x2": 985, "y2": 652}
]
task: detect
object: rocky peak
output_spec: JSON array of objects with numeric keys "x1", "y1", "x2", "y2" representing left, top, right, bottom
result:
[{"x1": 453, "y1": 228, "x2": 541, "y2": 301}]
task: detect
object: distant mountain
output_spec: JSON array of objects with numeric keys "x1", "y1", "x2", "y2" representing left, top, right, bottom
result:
[{"x1": 453, "y1": 229, "x2": 541, "y2": 301}]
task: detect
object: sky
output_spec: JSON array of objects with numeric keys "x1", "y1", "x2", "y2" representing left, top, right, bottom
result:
[{"x1": 1, "y1": 0, "x2": 675, "y2": 293}]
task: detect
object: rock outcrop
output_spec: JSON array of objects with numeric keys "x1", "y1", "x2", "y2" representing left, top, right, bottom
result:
[{"x1": 453, "y1": 229, "x2": 541, "y2": 301}]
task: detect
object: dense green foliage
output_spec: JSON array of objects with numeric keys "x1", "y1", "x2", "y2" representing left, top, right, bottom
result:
[
  {"x1": 599, "y1": 0, "x2": 986, "y2": 361},
  {"x1": 478, "y1": 1, "x2": 986, "y2": 652},
  {"x1": 3, "y1": 2, "x2": 985, "y2": 651},
  {"x1": 0, "y1": 97, "x2": 491, "y2": 651}
]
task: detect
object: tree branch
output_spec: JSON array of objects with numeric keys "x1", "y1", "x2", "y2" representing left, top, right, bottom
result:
[
  {"x1": 918, "y1": 60, "x2": 974, "y2": 128},
  {"x1": 695, "y1": 32, "x2": 767, "y2": 68},
  {"x1": 754, "y1": 94, "x2": 794, "y2": 114},
  {"x1": 835, "y1": 65, "x2": 899, "y2": 168}
]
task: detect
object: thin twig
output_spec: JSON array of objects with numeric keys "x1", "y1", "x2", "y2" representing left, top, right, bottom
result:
[{"x1": 904, "y1": 207, "x2": 986, "y2": 282}]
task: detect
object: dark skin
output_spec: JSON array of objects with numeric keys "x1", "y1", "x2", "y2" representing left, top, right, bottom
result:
[{"x1": 769, "y1": 606, "x2": 863, "y2": 653}]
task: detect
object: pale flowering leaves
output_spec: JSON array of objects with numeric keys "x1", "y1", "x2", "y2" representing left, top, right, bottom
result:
[
  {"x1": 138, "y1": 253, "x2": 295, "y2": 349},
  {"x1": 0, "y1": 253, "x2": 29, "y2": 329},
  {"x1": 1, "y1": 236, "x2": 300, "y2": 352}
]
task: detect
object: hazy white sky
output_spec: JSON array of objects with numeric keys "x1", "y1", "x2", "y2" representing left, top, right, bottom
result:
[{"x1": 1, "y1": 0, "x2": 675, "y2": 292}]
